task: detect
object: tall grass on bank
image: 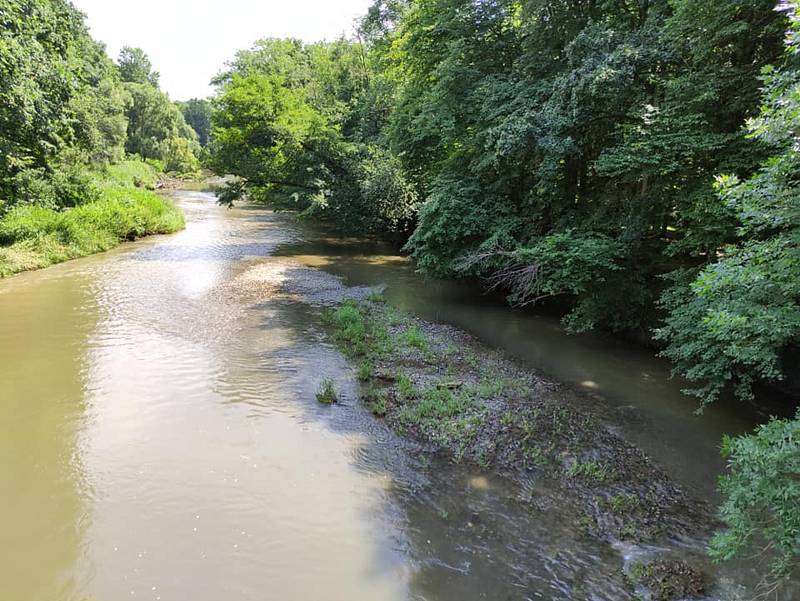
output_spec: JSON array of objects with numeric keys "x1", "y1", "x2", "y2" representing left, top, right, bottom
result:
[
  {"x1": 0, "y1": 186, "x2": 184, "y2": 277},
  {"x1": 102, "y1": 159, "x2": 160, "y2": 189}
]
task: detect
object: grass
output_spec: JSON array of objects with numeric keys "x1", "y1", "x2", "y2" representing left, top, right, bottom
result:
[
  {"x1": 401, "y1": 324, "x2": 429, "y2": 351},
  {"x1": 363, "y1": 383, "x2": 388, "y2": 416},
  {"x1": 565, "y1": 460, "x2": 613, "y2": 483},
  {"x1": 325, "y1": 300, "x2": 486, "y2": 445},
  {"x1": 101, "y1": 159, "x2": 159, "y2": 189},
  {"x1": 356, "y1": 360, "x2": 373, "y2": 382},
  {"x1": 603, "y1": 493, "x2": 641, "y2": 514},
  {"x1": 396, "y1": 373, "x2": 418, "y2": 401},
  {"x1": 316, "y1": 378, "x2": 338, "y2": 405},
  {"x1": 397, "y1": 384, "x2": 476, "y2": 428},
  {"x1": 0, "y1": 160, "x2": 184, "y2": 277}
]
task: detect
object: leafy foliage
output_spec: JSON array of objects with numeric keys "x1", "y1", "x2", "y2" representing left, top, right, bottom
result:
[
  {"x1": 0, "y1": 161, "x2": 184, "y2": 277},
  {"x1": 118, "y1": 46, "x2": 160, "y2": 86},
  {"x1": 118, "y1": 47, "x2": 200, "y2": 173},
  {"x1": 0, "y1": 3, "x2": 189, "y2": 276},
  {"x1": 209, "y1": 38, "x2": 418, "y2": 234},
  {"x1": 710, "y1": 411, "x2": 800, "y2": 577},
  {"x1": 0, "y1": 0, "x2": 128, "y2": 210},
  {"x1": 177, "y1": 98, "x2": 213, "y2": 147},
  {"x1": 207, "y1": 1, "x2": 799, "y2": 404},
  {"x1": 658, "y1": 4, "x2": 800, "y2": 406}
]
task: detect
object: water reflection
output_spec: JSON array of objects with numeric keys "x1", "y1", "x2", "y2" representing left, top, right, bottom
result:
[{"x1": 0, "y1": 271, "x2": 96, "y2": 600}]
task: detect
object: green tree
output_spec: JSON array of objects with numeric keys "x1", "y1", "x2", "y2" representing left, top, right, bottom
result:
[
  {"x1": 118, "y1": 46, "x2": 160, "y2": 86},
  {"x1": 210, "y1": 38, "x2": 416, "y2": 233},
  {"x1": 710, "y1": 410, "x2": 800, "y2": 578},
  {"x1": 178, "y1": 98, "x2": 212, "y2": 146},
  {"x1": 657, "y1": 4, "x2": 800, "y2": 406},
  {"x1": 122, "y1": 82, "x2": 199, "y2": 168},
  {"x1": 0, "y1": 0, "x2": 128, "y2": 210}
]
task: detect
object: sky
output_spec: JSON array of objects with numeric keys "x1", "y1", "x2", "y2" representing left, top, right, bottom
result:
[{"x1": 72, "y1": 0, "x2": 374, "y2": 101}]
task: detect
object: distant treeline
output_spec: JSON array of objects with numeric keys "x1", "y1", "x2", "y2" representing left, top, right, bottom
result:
[{"x1": 0, "y1": 1, "x2": 207, "y2": 275}]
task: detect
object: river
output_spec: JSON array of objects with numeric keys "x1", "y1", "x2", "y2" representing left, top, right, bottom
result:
[{"x1": 0, "y1": 191, "x2": 793, "y2": 600}]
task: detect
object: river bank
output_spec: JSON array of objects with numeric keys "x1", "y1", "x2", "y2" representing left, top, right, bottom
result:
[
  {"x1": 0, "y1": 162, "x2": 185, "y2": 277},
  {"x1": 328, "y1": 298, "x2": 714, "y2": 600}
]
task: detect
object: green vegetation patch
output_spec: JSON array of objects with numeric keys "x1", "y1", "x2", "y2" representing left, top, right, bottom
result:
[
  {"x1": 565, "y1": 460, "x2": 614, "y2": 483},
  {"x1": 0, "y1": 182, "x2": 184, "y2": 277},
  {"x1": 316, "y1": 378, "x2": 338, "y2": 405},
  {"x1": 102, "y1": 160, "x2": 159, "y2": 190},
  {"x1": 323, "y1": 297, "x2": 697, "y2": 550}
]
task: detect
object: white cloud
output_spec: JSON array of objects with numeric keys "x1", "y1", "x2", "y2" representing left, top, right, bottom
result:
[{"x1": 72, "y1": 0, "x2": 373, "y2": 100}]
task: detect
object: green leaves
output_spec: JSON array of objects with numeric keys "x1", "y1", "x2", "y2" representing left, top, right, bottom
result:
[
  {"x1": 658, "y1": 235, "x2": 800, "y2": 407},
  {"x1": 710, "y1": 411, "x2": 800, "y2": 577},
  {"x1": 0, "y1": 0, "x2": 133, "y2": 209},
  {"x1": 209, "y1": 0, "x2": 797, "y2": 412},
  {"x1": 210, "y1": 39, "x2": 419, "y2": 234},
  {"x1": 658, "y1": 12, "x2": 800, "y2": 407}
]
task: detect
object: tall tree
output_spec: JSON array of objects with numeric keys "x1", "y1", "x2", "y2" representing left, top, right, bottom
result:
[
  {"x1": 177, "y1": 98, "x2": 212, "y2": 146},
  {"x1": 117, "y1": 46, "x2": 160, "y2": 86}
]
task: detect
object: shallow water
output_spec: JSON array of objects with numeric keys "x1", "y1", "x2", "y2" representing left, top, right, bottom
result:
[{"x1": 0, "y1": 192, "x2": 794, "y2": 600}]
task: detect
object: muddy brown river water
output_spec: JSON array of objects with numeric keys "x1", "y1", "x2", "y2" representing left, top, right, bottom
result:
[{"x1": 1, "y1": 191, "x2": 796, "y2": 600}]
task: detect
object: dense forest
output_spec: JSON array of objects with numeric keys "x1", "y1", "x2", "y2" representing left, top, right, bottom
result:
[
  {"x1": 209, "y1": 0, "x2": 800, "y2": 578},
  {"x1": 0, "y1": 0, "x2": 798, "y2": 585}
]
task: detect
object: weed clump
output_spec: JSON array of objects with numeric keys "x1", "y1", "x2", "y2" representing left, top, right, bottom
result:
[
  {"x1": 316, "y1": 379, "x2": 338, "y2": 405},
  {"x1": 565, "y1": 460, "x2": 613, "y2": 483}
]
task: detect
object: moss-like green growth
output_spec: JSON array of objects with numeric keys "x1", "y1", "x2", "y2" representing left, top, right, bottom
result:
[{"x1": 316, "y1": 378, "x2": 338, "y2": 405}]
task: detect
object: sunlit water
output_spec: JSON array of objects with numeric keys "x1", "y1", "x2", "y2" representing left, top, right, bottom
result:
[{"x1": 0, "y1": 192, "x2": 795, "y2": 600}]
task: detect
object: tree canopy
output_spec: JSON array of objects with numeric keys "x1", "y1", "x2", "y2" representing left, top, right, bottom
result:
[{"x1": 209, "y1": 0, "x2": 796, "y2": 408}]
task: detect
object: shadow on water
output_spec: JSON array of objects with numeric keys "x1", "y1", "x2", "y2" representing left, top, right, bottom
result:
[{"x1": 240, "y1": 296, "x2": 638, "y2": 600}]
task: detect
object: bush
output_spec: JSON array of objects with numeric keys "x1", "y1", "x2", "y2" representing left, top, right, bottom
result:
[
  {"x1": 710, "y1": 411, "x2": 800, "y2": 577},
  {"x1": 6, "y1": 166, "x2": 101, "y2": 212}
]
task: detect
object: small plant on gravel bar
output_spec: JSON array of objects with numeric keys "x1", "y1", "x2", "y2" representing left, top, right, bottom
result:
[
  {"x1": 566, "y1": 460, "x2": 612, "y2": 483},
  {"x1": 357, "y1": 360, "x2": 373, "y2": 381},
  {"x1": 316, "y1": 378, "x2": 338, "y2": 404}
]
